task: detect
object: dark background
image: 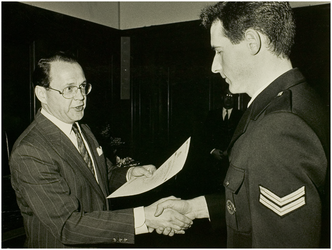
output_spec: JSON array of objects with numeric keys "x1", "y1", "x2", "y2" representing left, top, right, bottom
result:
[{"x1": 2, "y1": 2, "x2": 330, "y2": 247}]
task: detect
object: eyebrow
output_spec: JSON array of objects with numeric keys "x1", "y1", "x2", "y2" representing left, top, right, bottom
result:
[{"x1": 64, "y1": 81, "x2": 86, "y2": 86}]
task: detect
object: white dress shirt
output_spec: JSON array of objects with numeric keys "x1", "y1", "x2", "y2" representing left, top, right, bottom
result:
[
  {"x1": 247, "y1": 82, "x2": 271, "y2": 107},
  {"x1": 223, "y1": 107, "x2": 233, "y2": 120}
]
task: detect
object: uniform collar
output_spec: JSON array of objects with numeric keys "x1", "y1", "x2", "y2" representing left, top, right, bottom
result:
[
  {"x1": 249, "y1": 68, "x2": 305, "y2": 121},
  {"x1": 227, "y1": 68, "x2": 305, "y2": 153}
]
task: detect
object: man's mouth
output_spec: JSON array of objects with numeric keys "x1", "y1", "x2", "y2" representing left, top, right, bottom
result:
[{"x1": 74, "y1": 105, "x2": 84, "y2": 111}]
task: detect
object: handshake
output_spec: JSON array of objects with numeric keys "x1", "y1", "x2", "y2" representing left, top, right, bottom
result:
[
  {"x1": 143, "y1": 195, "x2": 208, "y2": 237},
  {"x1": 131, "y1": 165, "x2": 208, "y2": 237}
]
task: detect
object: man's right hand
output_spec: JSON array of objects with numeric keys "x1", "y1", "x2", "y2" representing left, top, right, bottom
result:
[
  {"x1": 154, "y1": 198, "x2": 195, "y2": 219},
  {"x1": 154, "y1": 196, "x2": 209, "y2": 228},
  {"x1": 144, "y1": 196, "x2": 193, "y2": 236},
  {"x1": 211, "y1": 149, "x2": 224, "y2": 160}
]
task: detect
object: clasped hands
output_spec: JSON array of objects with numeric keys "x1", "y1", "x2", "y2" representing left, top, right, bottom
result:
[
  {"x1": 145, "y1": 196, "x2": 197, "y2": 236},
  {"x1": 131, "y1": 165, "x2": 206, "y2": 237}
]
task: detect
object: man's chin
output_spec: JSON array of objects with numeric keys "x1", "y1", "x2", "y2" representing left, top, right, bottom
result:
[
  {"x1": 228, "y1": 85, "x2": 243, "y2": 95},
  {"x1": 71, "y1": 111, "x2": 84, "y2": 122}
]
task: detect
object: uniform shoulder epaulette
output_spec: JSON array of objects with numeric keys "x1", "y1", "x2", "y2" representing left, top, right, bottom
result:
[{"x1": 265, "y1": 89, "x2": 292, "y2": 115}]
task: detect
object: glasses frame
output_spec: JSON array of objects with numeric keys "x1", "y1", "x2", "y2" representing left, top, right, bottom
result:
[{"x1": 46, "y1": 83, "x2": 92, "y2": 99}]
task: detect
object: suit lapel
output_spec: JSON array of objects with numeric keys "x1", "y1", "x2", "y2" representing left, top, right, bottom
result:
[
  {"x1": 80, "y1": 125, "x2": 109, "y2": 197},
  {"x1": 35, "y1": 112, "x2": 106, "y2": 200}
]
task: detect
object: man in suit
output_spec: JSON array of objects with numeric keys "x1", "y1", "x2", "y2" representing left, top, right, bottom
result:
[
  {"x1": 154, "y1": 2, "x2": 329, "y2": 247},
  {"x1": 187, "y1": 90, "x2": 243, "y2": 195},
  {"x1": 9, "y1": 52, "x2": 192, "y2": 247},
  {"x1": 203, "y1": 91, "x2": 243, "y2": 162}
]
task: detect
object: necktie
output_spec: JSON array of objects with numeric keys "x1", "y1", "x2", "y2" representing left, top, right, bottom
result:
[
  {"x1": 72, "y1": 123, "x2": 95, "y2": 176},
  {"x1": 224, "y1": 109, "x2": 229, "y2": 122}
]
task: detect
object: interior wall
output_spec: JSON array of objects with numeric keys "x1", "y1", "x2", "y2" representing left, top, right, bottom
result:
[
  {"x1": 22, "y1": 1, "x2": 329, "y2": 30},
  {"x1": 118, "y1": 2, "x2": 216, "y2": 29},
  {"x1": 22, "y1": 1, "x2": 120, "y2": 28}
]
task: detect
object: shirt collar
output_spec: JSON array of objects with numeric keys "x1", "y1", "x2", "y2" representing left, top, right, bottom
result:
[
  {"x1": 247, "y1": 82, "x2": 271, "y2": 108},
  {"x1": 41, "y1": 108, "x2": 73, "y2": 137}
]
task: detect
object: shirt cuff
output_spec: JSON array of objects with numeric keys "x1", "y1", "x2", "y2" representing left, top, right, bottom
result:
[
  {"x1": 133, "y1": 207, "x2": 149, "y2": 235},
  {"x1": 192, "y1": 196, "x2": 210, "y2": 220}
]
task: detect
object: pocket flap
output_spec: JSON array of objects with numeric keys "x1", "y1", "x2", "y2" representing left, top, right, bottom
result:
[{"x1": 223, "y1": 166, "x2": 245, "y2": 193}]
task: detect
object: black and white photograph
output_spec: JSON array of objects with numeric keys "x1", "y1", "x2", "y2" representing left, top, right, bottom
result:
[{"x1": 2, "y1": 1, "x2": 330, "y2": 248}]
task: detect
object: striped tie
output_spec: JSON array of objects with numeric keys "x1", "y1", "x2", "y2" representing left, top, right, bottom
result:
[{"x1": 72, "y1": 123, "x2": 95, "y2": 176}]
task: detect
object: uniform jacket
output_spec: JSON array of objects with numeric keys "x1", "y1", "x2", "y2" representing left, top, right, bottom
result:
[
  {"x1": 9, "y1": 111, "x2": 135, "y2": 247},
  {"x1": 205, "y1": 68, "x2": 329, "y2": 247}
]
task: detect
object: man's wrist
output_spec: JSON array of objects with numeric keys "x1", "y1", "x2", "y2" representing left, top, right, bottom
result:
[
  {"x1": 133, "y1": 207, "x2": 149, "y2": 235},
  {"x1": 188, "y1": 196, "x2": 210, "y2": 219}
]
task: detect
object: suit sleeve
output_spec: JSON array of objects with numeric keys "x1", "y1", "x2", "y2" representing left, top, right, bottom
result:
[
  {"x1": 233, "y1": 112, "x2": 327, "y2": 247},
  {"x1": 107, "y1": 157, "x2": 130, "y2": 193},
  {"x1": 10, "y1": 141, "x2": 135, "y2": 246}
]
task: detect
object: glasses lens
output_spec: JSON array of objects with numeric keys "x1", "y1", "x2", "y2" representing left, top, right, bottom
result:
[
  {"x1": 62, "y1": 83, "x2": 91, "y2": 98},
  {"x1": 84, "y1": 83, "x2": 92, "y2": 95},
  {"x1": 63, "y1": 86, "x2": 77, "y2": 99}
]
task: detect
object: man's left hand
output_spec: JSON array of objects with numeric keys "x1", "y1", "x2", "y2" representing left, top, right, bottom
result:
[{"x1": 130, "y1": 164, "x2": 156, "y2": 179}]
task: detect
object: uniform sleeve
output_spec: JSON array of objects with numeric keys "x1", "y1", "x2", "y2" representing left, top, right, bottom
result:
[
  {"x1": 205, "y1": 193, "x2": 226, "y2": 230},
  {"x1": 247, "y1": 112, "x2": 326, "y2": 247}
]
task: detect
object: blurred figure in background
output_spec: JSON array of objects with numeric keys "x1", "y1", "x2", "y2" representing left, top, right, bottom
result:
[
  {"x1": 199, "y1": 89, "x2": 243, "y2": 193},
  {"x1": 203, "y1": 90, "x2": 243, "y2": 162}
]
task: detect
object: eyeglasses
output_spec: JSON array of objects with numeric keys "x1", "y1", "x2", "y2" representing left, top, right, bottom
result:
[{"x1": 46, "y1": 83, "x2": 92, "y2": 99}]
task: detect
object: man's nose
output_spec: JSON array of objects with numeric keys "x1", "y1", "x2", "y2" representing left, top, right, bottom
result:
[
  {"x1": 74, "y1": 88, "x2": 85, "y2": 100},
  {"x1": 211, "y1": 55, "x2": 221, "y2": 74}
]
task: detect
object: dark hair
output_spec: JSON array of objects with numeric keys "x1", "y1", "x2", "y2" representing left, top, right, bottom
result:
[
  {"x1": 200, "y1": 2, "x2": 295, "y2": 58},
  {"x1": 32, "y1": 51, "x2": 78, "y2": 88}
]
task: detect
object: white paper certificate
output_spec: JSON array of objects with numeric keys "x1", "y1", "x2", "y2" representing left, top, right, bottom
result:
[{"x1": 108, "y1": 137, "x2": 191, "y2": 198}]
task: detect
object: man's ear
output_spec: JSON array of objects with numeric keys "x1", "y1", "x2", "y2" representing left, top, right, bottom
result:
[
  {"x1": 245, "y1": 29, "x2": 261, "y2": 55},
  {"x1": 35, "y1": 86, "x2": 47, "y2": 104}
]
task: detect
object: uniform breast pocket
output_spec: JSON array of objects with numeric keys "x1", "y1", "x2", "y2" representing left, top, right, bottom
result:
[{"x1": 224, "y1": 165, "x2": 251, "y2": 232}]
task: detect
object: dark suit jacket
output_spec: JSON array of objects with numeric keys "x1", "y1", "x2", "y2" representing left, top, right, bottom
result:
[
  {"x1": 203, "y1": 108, "x2": 243, "y2": 154},
  {"x1": 9, "y1": 111, "x2": 135, "y2": 247},
  {"x1": 205, "y1": 68, "x2": 329, "y2": 247}
]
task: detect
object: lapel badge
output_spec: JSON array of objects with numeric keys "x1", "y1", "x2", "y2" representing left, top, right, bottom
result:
[
  {"x1": 227, "y1": 200, "x2": 236, "y2": 215},
  {"x1": 97, "y1": 146, "x2": 103, "y2": 156}
]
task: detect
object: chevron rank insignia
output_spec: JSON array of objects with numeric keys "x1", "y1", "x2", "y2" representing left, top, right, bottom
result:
[{"x1": 259, "y1": 186, "x2": 305, "y2": 216}]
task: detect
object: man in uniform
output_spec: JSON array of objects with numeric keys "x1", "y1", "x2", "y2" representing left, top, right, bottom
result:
[{"x1": 154, "y1": 2, "x2": 329, "y2": 247}]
